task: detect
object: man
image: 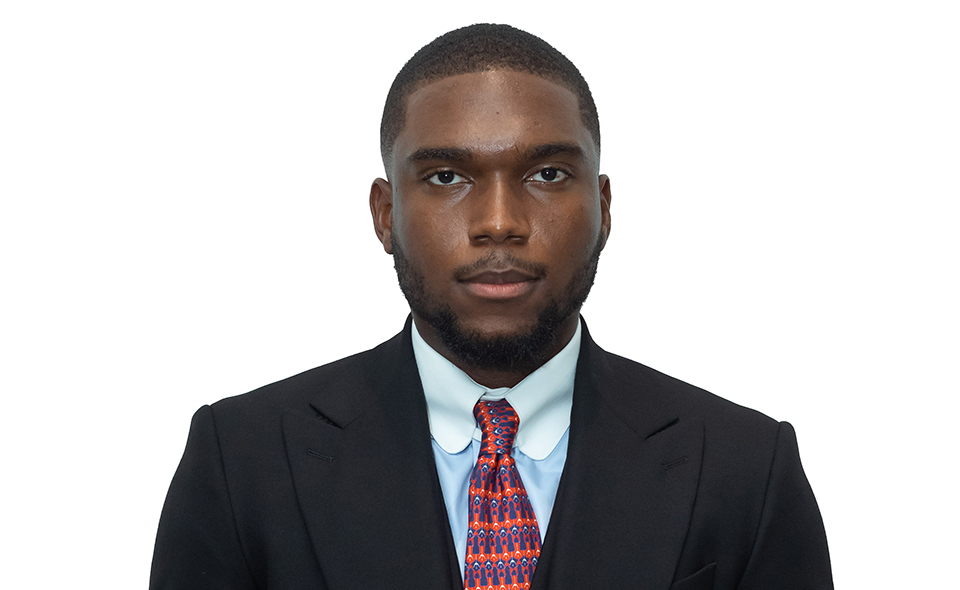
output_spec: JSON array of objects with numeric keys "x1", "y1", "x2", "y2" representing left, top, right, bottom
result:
[{"x1": 151, "y1": 24, "x2": 832, "y2": 590}]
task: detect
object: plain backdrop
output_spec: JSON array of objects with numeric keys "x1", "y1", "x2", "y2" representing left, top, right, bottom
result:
[{"x1": 2, "y1": 1, "x2": 957, "y2": 588}]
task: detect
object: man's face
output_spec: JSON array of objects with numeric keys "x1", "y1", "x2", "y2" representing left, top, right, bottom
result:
[{"x1": 372, "y1": 69, "x2": 611, "y2": 371}]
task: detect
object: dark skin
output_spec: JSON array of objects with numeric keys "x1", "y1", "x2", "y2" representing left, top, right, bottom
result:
[{"x1": 370, "y1": 70, "x2": 612, "y2": 388}]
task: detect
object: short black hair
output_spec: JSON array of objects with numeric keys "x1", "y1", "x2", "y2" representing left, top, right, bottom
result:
[{"x1": 380, "y1": 24, "x2": 600, "y2": 165}]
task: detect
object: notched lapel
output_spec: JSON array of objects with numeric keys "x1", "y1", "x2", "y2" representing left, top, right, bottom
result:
[
  {"x1": 281, "y1": 343, "x2": 461, "y2": 590},
  {"x1": 533, "y1": 328, "x2": 705, "y2": 589},
  {"x1": 536, "y1": 415, "x2": 705, "y2": 589}
]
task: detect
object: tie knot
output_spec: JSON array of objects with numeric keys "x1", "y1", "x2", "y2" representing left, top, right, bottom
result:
[{"x1": 474, "y1": 399, "x2": 519, "y2": 456}]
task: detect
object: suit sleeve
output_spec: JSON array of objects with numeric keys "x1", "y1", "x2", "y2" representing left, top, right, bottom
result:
[
  {"x1": 737, "y1": 422, "x2": 833, "y2": 590},
  {"x1": 150, "y1": 405, "x2": 257, "y2": 590}
]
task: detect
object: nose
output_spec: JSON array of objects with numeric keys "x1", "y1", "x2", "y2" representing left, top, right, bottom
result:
[{"x1": 469, "y1": 176, "x2": 530, "y2": 245}]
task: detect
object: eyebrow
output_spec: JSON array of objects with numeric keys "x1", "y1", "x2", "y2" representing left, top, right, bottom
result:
[
  {"x1": 407, "y1": 142, "x2": 585, "y2": 164},
  {"x1": 529, "y1": 142, "x2": 584, "y2": 160},
  {"x1": 407, "y1": 147, "x2": 472, "y2": 163}
]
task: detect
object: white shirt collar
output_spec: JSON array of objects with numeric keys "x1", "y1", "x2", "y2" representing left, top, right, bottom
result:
[{"x1": 412, "y1": 318, "x2": 581, "y2": 460}]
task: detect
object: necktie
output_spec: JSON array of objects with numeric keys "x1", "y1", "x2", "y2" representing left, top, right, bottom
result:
[{"x1": 464, "y1": 399, "x2": 541, "y2": 590}]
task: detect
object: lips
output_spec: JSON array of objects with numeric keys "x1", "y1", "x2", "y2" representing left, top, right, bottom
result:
[
  {"x1": 459, "y1": 268, "x2": 540, "y2": 300},
  {"x1": 461, "y1": 269, "x2": 538, "y2": 284}
]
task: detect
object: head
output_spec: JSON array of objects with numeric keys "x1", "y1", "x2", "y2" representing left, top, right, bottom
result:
[
  {"x1": 370, "y1": 24, "x2": 611, "y2": 384},
  {"x1": 380, "y1": 24, "x2": 601, "y2": 169}
]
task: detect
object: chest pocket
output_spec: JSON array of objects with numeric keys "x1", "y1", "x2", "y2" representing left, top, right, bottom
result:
[{"x1": 670, "y1": 562, "x2": 716, "y2": 590}]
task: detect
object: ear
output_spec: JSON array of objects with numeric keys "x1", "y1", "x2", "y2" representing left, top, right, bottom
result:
[
  {"x1": 369, "y1": 178, "x2": 394, "y2": 254},
  {"x1": 598, "y1": 174, "x2": 612, "y2": 249}
]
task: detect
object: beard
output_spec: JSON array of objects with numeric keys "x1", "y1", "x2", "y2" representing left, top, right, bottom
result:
[{"x1": 391, "y1": 234, "x2": 603, "y2": 374}]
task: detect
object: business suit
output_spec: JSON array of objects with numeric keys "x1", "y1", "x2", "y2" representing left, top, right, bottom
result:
[{"x1": 151, "y1": 319, "x2": 832, "y2": 589}]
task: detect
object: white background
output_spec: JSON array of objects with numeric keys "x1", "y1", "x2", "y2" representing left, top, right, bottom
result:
[{"x1": 2, "y1": 1, "x2": 957, "y2": 588}]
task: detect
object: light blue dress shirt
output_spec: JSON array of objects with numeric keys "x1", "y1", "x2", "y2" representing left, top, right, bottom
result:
[{"x1": 410, "y1": 319, "x2": 581, "y2": 574}]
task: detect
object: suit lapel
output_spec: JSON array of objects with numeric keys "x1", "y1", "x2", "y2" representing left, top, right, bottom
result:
[
  {"x1": 533, "y1": 327, "x2": 704, "y2": 589},
  {"x1": 279, "y1": 319, "x2": 702, "y2": 588},
  {"x1": 282, "y1": 323, "x2": 462, "y2": 589}
]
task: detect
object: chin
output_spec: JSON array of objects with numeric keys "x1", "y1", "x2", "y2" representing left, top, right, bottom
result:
[
  {"x1": 458, "y1": 314, "x2": 541, "y2": 338},
  {"x1": 422, "y1": 302, "x2": 570, "y2": 372}
]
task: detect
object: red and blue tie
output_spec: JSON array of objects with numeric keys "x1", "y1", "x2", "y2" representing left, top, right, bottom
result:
[{"x1": 464, "y1": 400, "x2": 541, "y2": 590}]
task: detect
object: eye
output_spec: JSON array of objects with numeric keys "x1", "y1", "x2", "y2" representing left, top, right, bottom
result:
[
  {"x1": 529, "y1": 167, "x2": 568, "y2": 182},
  {"x1": 426, "y1": 170, "x2": 466, "y2": 185}
]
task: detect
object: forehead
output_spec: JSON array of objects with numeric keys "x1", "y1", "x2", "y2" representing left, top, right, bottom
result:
[{"x1": 392, "y1": 70, "x2": 596, "y2": 167}]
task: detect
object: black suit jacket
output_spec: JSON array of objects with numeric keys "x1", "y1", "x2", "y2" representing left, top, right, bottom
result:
[{"x1": 151, "y1": 319, "x2": 832, "y2": 589}]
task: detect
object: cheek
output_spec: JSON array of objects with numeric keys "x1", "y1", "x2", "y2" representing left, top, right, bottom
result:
[
  {"x1": 395, "y1": 199, "x2": 470, "y2": 265},
  {"x1": 534, "y1": 201, "x2": 601, "y2": 253}
]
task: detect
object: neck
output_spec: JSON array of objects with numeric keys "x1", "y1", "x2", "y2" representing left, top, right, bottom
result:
[{"x1": 412, "y1": 314, "x2": 579, "y2": 388}]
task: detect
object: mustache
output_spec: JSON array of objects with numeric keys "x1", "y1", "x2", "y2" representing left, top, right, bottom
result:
[{"x1": 452, "y1": 251, "x2": 548, "y2": 281}]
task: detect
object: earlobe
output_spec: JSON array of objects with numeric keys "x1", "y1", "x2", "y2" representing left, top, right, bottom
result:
[
  {"x1": 369, "y1": 178, "x2": 394, "y2": 254},
  {"x1": 598, "y1": 174, "x2": 612, "y2": 249}
]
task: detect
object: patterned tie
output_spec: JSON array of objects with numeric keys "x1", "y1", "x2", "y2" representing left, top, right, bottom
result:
[{"x1": 464, "y1": 399, "x2": 542, "y2": 590}]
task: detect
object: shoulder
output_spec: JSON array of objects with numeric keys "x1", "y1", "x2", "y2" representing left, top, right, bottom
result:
[
  {"x1": 584, "y1": 341, "x2": 784, "y2": 465},
  {"x1": 587, "y1": 344, "x2": 809, "y2": 519},
  {"x1": 207, "y1": 328, "x2": 410, "y2": 428},
  {"x1": 591, "y1": 342, "x2": 779, "y2": 425}
]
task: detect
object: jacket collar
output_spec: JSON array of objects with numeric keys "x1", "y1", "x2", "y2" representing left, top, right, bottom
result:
[
  {"x1": 532, "y1": 321, "x2": 704, "y2": 589},
  {"x1": 283, "y1": 317, "x2": 463, "y2": 588},
  {"x1": 284, "y1": 317, "x2": 702, "y2": 589}
]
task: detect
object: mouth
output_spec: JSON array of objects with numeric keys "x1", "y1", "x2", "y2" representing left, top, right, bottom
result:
[{"x1": 459, "y1": 268, "x2": 540, "y2": 300}]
